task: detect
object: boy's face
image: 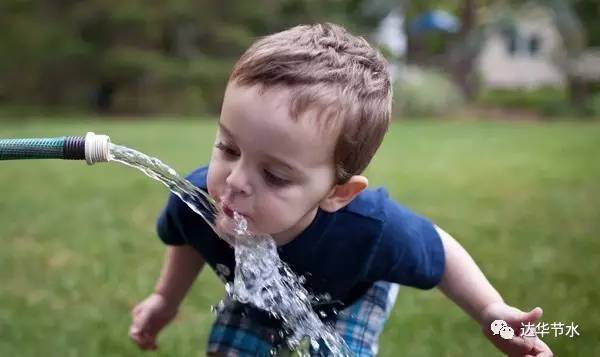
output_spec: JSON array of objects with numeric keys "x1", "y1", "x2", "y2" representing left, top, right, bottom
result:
[{"x1": 207, "y1": 82, "x2": 338, "y2": 245}]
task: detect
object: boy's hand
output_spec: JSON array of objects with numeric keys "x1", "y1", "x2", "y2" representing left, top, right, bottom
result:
[
  {"x1": 128, "y1": 293, "x2": 178, "y2": 350},
  {"x1": 480, "y1": 302, "x2": 553, "y2": 356}
]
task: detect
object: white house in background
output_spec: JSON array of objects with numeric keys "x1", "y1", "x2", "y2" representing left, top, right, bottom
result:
[
  {"x1": 374, "y1": 8, "x2": 406, "y2": 81},
  {"x1": 477, "y1": 3, "x2": 566, "y2": 89},
  {"x1": 375, "y1": 8, "x2": 406, "y2": 58}
]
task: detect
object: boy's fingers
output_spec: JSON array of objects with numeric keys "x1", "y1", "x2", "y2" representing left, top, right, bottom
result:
[
  {"x1": 129, "y1": 328, "x2": 158, "y2": 350},
  {"x1": 131, "y1": 303, "x2": 144, "y2": 318},
  {"x1": 521, "y1": 307, "x2": 543, "y2": 323},
  {"x1": 129, "y1": 326, "x2": 147, "y2": 344},
  {"x1": 513, "y1": 335, "x2": 549, "y2": 356},
  {"x1": 129, "y1": 311, "x2": 166, "y2": 350},
  {"x1": 506, "y1": 307, "x2": 543, "y2": 333},
  {"x1": 494, "y1": 333, "x2": 537, "y2": 355},
  {"x1": 531, "y1": 337, "x2": 553, "y2": 357},
  {"x1": 139, "y1": 332, "x2": 158, "y2": 350},
  {"x1": 129, "y1": 326, "x2": 143, "y2": 343},
  {"x1": 139, "y1": 312, "x2": 170, "y2": 336},
  {"x1": 133, "y1": 308, "x2": 155, "y2": 329}
]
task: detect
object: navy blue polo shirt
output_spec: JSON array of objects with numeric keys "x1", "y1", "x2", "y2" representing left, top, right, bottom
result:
[{"x1": 157, "y1": 166, "x2": 445, "y2": 310}]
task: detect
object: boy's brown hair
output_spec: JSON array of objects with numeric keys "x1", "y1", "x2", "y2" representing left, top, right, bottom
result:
[{"x1": 230, "y1": 23, "x2": 392, "y2": 184}]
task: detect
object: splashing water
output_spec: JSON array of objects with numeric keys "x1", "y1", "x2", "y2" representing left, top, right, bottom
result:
[
  {"x1": 108, "y1": 144, "x2": 351, "y2": 355},
  {"x1": 227, "y1": 212, "x2": 350, "y2": 355}
]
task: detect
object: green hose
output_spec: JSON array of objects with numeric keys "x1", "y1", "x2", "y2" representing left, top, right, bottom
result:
[
  {"x1": 0, "y1": 133, "x2": 111, "y2": 164},
  {"x1": 0, "y1": 137, "x2": 71, "y2": 160}
]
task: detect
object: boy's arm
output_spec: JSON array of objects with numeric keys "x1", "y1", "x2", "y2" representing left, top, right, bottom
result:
[
  {"x1": 435, "y1": 226, "x2": 553, "y2": 356},
  {"x1": 129, "y1": 245, "x2": 204, "y2": 350},
  {"x1": 154, "y1": 245, "x2": 205, "y2": 305},
  {"x1": 435, "y1": 225, "x2": 503, "y2": 320}
]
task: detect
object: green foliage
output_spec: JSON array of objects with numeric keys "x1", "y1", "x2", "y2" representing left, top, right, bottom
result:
[
  {"x1": 0, "y1": 0, "x2": 386, "y2": 114},
  {"x1": 393, "y1": 67, "x2": 464, "y2": 117},
  {"x1": 101, "y1": 50, "x2": 233, "y2": 114},
  {"x1": 478, "y1": 87, "x2": 568, "y2": 113},
  {"x1": 583, "y1": 92, "x2": 600, "y2": 117},
  {"x1": 1, "y1": 0, "x2": 597, "y2": 115},
  {"x1": 572, "y1": 0, "x2": 600, "y2": 47},
  {"x1": 478, "y1": 87, "x2": 600, "y2": 118}
]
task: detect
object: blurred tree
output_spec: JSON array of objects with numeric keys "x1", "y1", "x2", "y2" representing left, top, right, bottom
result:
[
  {"x1": 0, "y1": 0, "x2": 389, "y2": 115},
  {"x1": 574, "y1": 0, "x2": 599, "y2": 46},
  {"x1": 1, "y1": 0, "x2": 596, "y2": 114}
]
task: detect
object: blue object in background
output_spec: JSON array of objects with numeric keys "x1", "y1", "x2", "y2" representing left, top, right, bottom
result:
[{"x1": 409, "y1": 10, "x2": 460, "y2": 34}]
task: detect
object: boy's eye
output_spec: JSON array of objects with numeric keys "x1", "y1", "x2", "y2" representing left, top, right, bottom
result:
[
  {"x1": 264, "y1": 170, "x2": 290, "y2": 187},
  {"x1": 215, "y1": 142, "x2": 239, "y2": 157}
]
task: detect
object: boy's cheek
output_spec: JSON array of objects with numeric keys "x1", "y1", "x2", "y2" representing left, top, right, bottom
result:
[
  {"x1": 206, "y1": 166, "x2": 221, "y2": 196},
  {"x1": 256, "y1": 207, "x2": 290, "y2": 233}
]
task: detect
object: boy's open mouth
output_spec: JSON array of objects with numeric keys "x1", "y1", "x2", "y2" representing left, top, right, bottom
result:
[
  {"x1": 222, "y1": 204, "x2": 235, "y2": 219},
  {"x1": 219, "y1": 202, "x2": 253, "y2": 235}
]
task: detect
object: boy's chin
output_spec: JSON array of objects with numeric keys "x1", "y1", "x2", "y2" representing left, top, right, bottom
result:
[
  {"x1": 214, "y1": 214, "x2": 278, "y2": 246},
  {"x1": 214, "y1": 214, "x2": 255, "y2": 244}
]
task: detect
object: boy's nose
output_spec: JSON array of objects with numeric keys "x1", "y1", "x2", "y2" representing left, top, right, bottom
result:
[{"x1": 225, "y1": 165, "x2": 252, "y2": 195}]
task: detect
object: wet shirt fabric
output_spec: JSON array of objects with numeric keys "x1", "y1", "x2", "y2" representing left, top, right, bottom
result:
[{"x1": 157, "y1": 166, "x2": 445, "y2": 313}]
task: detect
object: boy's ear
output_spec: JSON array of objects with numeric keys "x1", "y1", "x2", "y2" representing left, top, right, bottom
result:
[{"x1": 319, "y1": 175, "x2": 368, "y2": 213}]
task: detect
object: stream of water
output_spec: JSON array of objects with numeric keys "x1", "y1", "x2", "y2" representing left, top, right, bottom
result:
[{"x1": 108, "y1": 143, "x2": 350, "y2": 356}]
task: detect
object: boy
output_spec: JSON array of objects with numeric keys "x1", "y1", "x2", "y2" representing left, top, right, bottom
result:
[{"x1": 129, "y1": 23, "x2": 553, "y2": 356}]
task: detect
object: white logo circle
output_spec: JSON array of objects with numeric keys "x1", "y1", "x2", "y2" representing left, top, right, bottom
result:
[
  {"x1": 500, "y1": 326, "x2": 515, "y2": 340},
  {"x1": 491, "y1": 319, "x2": 508, "y2": 335},
  {"x1": 490, "y1": 320, "x2": 514, "y2": 340}
]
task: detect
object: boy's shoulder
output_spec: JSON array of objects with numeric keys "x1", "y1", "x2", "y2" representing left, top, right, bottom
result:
[
  {"x1": 341, "y1": 187, "x2": 389, "y2": 222},
  {"x1": 185, "y1": 165, "x2": 209, "y2": 188},
  {"x1": 341, "y1": 187, "x2": 423, "y2": 226}
]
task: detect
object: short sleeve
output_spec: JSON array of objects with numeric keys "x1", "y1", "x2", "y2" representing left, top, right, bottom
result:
[
  {"x1": 155, "y1": 166, "x2": 211, "y2": 246},
  {"x1": 367, "y1": 200, "x2": 446, "y2": 289},
  {"x1": 156, "y1": 193, "x2": 188, "y2": 245}
]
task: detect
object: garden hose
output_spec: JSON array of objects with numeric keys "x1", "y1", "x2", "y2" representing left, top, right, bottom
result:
[{"x1": 0, "y1": 132, "x2": 111, "y2": 165}]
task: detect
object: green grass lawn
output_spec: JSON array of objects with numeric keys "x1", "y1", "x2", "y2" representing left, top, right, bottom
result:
[{"x1": 1, "y1": 118, "x2": 599, "y2": 356}]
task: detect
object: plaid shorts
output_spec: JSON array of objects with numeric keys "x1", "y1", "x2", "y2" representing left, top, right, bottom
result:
[{"x1": 207, "y1": 281, "x2": 400, "y2": 356}]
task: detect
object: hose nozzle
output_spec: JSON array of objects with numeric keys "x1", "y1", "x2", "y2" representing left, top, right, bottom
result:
[{"x1": 85, "y1": 132, "x2": 111, "y2": 165}]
